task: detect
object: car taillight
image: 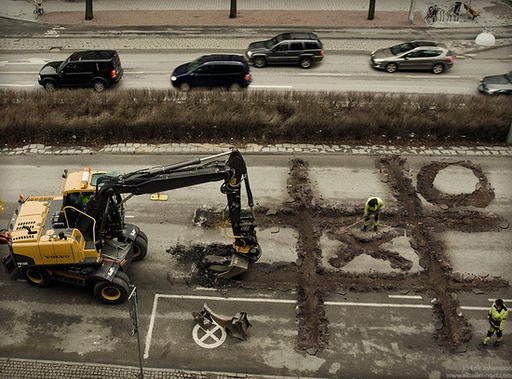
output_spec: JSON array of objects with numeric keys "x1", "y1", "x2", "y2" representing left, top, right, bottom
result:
[
  {"x1": 244, "y1": 74, "x2": 251, "y2": 81},
  {"x1": 320, "y1": 50, "x2": 325, "y2": 55},
  {"x1": 448, "y1": 57, "x2": 455, "y2": 62},
  {"x1": 111, "y1": 69, "x2": 117, "y2": 78}
]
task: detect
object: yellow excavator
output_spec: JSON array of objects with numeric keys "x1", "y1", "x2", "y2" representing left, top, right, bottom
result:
[{"x1": 2, "y1": 150, "x2": 261, "y2": 304}]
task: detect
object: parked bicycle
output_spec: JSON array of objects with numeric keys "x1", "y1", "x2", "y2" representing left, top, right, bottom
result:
[{"x1": 33, "y1": 0, "x2": 44, "y2": 19}]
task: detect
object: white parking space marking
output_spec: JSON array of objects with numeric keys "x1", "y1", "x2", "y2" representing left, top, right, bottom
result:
[
  {"x1": 388, "y1": 294, "x2": 423, "y2": 300},
  {"x1": 143, "y1": 293, "x2": 492, "y2": 359},
  {"x1": 487, "y1": 298, "x2": 512, "y2": 302},
  {"x1": 324, "y1": 301, "x2": 432, "y2": 309}
]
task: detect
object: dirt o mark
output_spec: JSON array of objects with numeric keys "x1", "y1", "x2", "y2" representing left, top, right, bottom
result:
[{"x1": 417, "y1": 161, "x2": 495, "y2": 209}]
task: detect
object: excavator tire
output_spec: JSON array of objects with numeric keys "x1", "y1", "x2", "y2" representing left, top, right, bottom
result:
[
  {"x1": 114, "y1": 270, "x2": 131, "y2": 285},
  {"x1": 137, "y1": 230, "x2": 148, "y2": 243},
  {"x1": 94, "y1": 276, "x2": 129, "y2": 304},
  {"x1": 132, "y1": 234, "x2": 148, "y2": 262},
  {"x1": 23, "y1": 268, "x2": 51, "y2": 288}
]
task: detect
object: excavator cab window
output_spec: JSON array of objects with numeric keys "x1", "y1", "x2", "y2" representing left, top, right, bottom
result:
[
  {"x1": 65, "y1": 191, "x2": 94, "y2": 212},
  {"x1": 91, "y1": 172, "x2": 119, "y2": 187}
]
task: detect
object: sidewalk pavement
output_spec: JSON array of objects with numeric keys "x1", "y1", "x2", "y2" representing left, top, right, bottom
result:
[
  {"x1": 0, "y1": 357, "x2": 251, "y2": 379},
  {"x1": 2, "y1": 143, "x2": 511, "y2": 157},
  {"x1": 2, "y1": 0, "x2": 512, "y2": 28}
]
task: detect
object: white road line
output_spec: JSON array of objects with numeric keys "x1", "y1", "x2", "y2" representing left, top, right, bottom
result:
[
  {"x1": 0, "y1": 71, "x2": 38, "y2": 74},
  {"x1": 297, "y1": 73, "x2": 352, "y2": 76},
  {"x1": 125, "y1": 71, "x2": 170, "y2": 74},
  {"x1": 0, "y1": 84, "x2": 34, "y2": 87},
  {"x1": 460, "y1": 306, "x2": 490, "y2": 311},
  {"x1": 487, "y1": 298, "x2": 512, "y2": 302},
  {"x1": 404, "y1": 75, "x2": 462, "y2": 79},
  {"x1": 143, "y1": 294, "x2": 160, "y2": 359},
  {"x1": 251, "y1": 85, "x2": 293, "y2": 89},
  {"x1": 388, "y1": 295, "x2": 423, "y2": 300},
  {"x1": 124, "y1": 215, "x2": 135, "y2": 218}
]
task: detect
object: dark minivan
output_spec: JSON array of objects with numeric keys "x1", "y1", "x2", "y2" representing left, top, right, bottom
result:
[
  {"x1": 245, "y1": 32, "x2": 324, "y2": 69},
  {"x1": 171, "y1": 54, "x2": 251, "y2": 91},
  {"x1": 38, "y1": 50, "x2": 123, "y2": 92}
]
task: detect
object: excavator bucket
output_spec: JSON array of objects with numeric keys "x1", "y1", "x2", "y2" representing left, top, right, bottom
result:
[
  {"x1": 207, "y1": 254, "x2": 250, "y2": 279},
  {"x1": 226, "y1": 312, "x2": 252, "y2": 340}
]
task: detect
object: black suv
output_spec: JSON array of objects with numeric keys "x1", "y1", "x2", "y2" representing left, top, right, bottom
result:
[
  {"x1": 38, "y1": 50, "x2": 123, "y2": 92},
  {"x1": 171, "y1": 54, "x2": 251, "y2": 91},
  {"x1": 245, "y1": 32, "x2": 324, "y2": 69}
]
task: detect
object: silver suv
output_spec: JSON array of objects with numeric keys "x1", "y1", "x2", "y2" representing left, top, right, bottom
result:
[{"x1": 370, "y1": 41, "x2": 455, "y2": 74}]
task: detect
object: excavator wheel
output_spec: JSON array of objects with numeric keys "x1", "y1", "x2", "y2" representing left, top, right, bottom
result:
[
  {"x1": 114, "y1": 270, "x2": 131, "y2": 285},
  {"x1": 94, "y1": 276, "x2": 129, "y2": 304},
  {"x1": 23, "y1": 268, "x2": 51, "y2": 288},
  {"x1": 132, "y1": 234, "x2": 148, "y2": 262},
  {"x1": 137, "y1": 230, "x2": 148, "y2": 243}
]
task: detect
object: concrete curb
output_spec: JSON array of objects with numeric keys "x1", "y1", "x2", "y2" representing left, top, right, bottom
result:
[{"x1": 2, "y1": 143, "x2": 511, "y2": 157}]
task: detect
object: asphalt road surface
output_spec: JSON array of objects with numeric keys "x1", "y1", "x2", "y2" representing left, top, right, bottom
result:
[
  {"x1": 0, "y1": 50, "x2": 511, "y2": 94},
  {"x1": 0, "y1": 154, "x2": 511, "y2": 378}
]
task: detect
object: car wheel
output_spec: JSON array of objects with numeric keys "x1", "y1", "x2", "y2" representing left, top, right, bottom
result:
[
  {"x1": 180, "y1": 82, "x2": 191, "y2": 92},
  {"x1": 92, "y1": 80, "x2": 106, "y2": 92},
  {"x1": 24, "y1": 269, "x2": 51, "y2": 288},
  {"x1": 94, "y1": 277, "x2": 129, "y2": 304},
  {"x1": 229, "y1": 83, "x2": 241, "y2": 92},
  {"x1": 299, "y1": 57, "x2": 313, "y2": 69},
  {"x1": 43, "y1": 81, "x2": 57, "y2": 92},
  {"x1": 253, "y1": 57, "x2": 267, "y2": 68},
  {"x1": 432, "y1": 63, "x2": 445, "y2": 74},
  {"x1": 385, "y1": 63, "x2": 398, "y2": 73}
]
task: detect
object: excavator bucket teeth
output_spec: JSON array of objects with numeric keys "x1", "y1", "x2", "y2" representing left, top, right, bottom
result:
[{"x1": 215, "y1": 254, "x2": 250, "y2": 279}]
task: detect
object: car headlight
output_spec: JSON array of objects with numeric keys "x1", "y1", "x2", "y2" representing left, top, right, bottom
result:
[
  {"x1": 247, "y1": 51, "x2": 253, "y2": 57},
  {"x1": 171, "y1": 76, "x2": 177, "y2": 81},
  {"x1": 38, "y1": 75, "x2": 41, "y2": 81}
]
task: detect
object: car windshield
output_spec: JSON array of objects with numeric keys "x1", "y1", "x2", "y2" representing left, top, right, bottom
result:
[
  {"x1": 271, "y1": 34, "x2": 284, "y2": 46},
  {"x1": 188, "y1": 57, "x2": 204, "y2": 72},
  {"x1": 506, "y1": 73, "x2": 512, "y2": 83},
  {"x1": 390, "y1": 43, "x2": 414, "y2": 55},
  {"x1": 264, "y1": 39, "x2": 274, "y2": 49},
  {"x1": 57, "y1": 57, "x2": 69, "y2": 72}
]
